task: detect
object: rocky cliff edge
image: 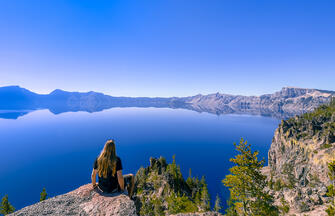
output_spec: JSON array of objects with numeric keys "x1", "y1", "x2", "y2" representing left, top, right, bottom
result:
[
  {"x1": 266, "y1": 100, "x2": 335, "y2": 215},
  {"x1": 9, "y1": 184, "x2": 137, "y2": 216}
]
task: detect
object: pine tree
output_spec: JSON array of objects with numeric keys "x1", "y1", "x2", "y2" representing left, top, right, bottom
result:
[
  {"x1": 222, "y1": 138, "x2": 279, "y2": 215},
  {"x1": 195, "y1": 191, "x2": 201, "y2": 206},
  {"x1": 186, "y1": 168, "x2": 198, "y2": 199},
  {"x1": 200, "y1": 176, "x2": 210, "y2": 211},
  {"x1": 40, "y1": 188, "x2": 48, "y2": 201},
  {"x1": 172, "y1": 155, "x2": 177, "y2": 173},
  {"x1": 167, "y1": 155, "x2": 185, "y2": 192},
  {"x1": 213, "y1": 194, "x2": 221, "y2": 212},
  {"x1": 168, "y1": 155, "x2": 181, "y2": 179},
  {"x1": 0, "y1": 195, "x2": 15, "y2": 215},
  {"x1": 225, "y1": 197, "x2": 238, "y2": 216},
  {"x1": 186, "y1": 168, "x2": 192, "y2": 185},
  {"x1": 326, "y1": 160, "x2": 335, "y2": 216}
]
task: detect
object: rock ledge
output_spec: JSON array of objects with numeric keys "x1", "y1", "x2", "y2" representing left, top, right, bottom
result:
[{"x1": 10, "y1": 184, "x2": 137, "y2": 216}]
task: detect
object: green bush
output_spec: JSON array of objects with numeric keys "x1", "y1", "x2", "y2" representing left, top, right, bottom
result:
[
  {"x1": 282, "y1": 99, "x2": 335, "y2": 143},
  {"x1": 321, "y1": 143, "x2": 332, "y2": 149},
  {"x1": 167, "y1": 192, "x2": 198, "y2": 214},
  {"x1": 0, "y1": 195, "x2": 15, "y2": 215},
  {"x1": 279, "y1": 197, "x2": 290, "y2": 214},
  {"x1": 274, "y1": 179, "x2": 282, "y2": 191},
  {"x1": 40, "y1": 188, "x2": 47, "y2": 201}
]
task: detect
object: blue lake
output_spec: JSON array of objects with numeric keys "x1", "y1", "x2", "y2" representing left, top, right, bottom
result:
[{"x1": 0, "y1": 107, "x2": 280, "y2": 211}]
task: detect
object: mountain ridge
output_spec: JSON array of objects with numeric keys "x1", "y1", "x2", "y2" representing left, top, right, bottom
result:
[
  {"x1": 2, "y1": 85, "x2": 333, "y2": 99},
  {"x1": 0, "y1": 85, "x2": 334, "y2": 119}
]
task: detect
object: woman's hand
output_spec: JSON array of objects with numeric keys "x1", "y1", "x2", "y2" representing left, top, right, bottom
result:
[{"x1": 91, "y1": 169, "x2": 98, "y2": 189}]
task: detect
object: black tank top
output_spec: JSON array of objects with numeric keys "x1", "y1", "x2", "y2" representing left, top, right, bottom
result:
[{"x1": 93, "y1": 156, "x2": 122, "y2": 193}]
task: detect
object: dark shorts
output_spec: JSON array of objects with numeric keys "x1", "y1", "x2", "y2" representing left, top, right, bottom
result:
[{"x1": 98, "y1": 174, "x2": 133, "y2": 193}]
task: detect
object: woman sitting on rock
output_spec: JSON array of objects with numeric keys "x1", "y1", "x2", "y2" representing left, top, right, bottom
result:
[{"x1": 91, "y1": 139, "x2": 135, "y2": 198}]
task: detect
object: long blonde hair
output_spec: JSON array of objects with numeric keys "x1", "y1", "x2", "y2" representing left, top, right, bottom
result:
[{"x1": 97, "y1": 139, "x2": 117, "y2": 178}]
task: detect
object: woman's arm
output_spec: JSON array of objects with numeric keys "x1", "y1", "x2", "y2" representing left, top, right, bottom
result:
[
  {"x1": 91, "y1": 169, "x2": 98, "y2": 188},
  {"x1": 117, "y1": 170, "x2": 124, "y2": 191}
]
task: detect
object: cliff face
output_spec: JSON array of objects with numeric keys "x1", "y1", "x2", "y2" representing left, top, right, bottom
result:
[{"x1": 267, "y1": 100, "x2": 335, "y2": 215}]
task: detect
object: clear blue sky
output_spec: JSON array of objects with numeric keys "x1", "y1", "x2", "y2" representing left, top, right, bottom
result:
[{"x1": 0, "y1": 0, "x2": 334, "y2": 97}]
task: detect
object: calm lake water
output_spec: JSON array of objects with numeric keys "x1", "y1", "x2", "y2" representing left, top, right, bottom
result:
[{"x1": 0, "y1": 107, "x2": 280, "y2": 211}]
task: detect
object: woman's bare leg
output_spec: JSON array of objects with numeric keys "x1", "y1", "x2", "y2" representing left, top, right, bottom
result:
[
  {"x1": 123, "y1": 174, "x2": 135, "y2": 198},
  {"x1": 129, "y1": 174, "x2": 135, "y2": 197}
]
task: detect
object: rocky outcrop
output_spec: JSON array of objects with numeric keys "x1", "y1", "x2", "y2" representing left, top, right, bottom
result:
[
  {"x1": 133, "y1": 157, "x2": 222, "y2": 216},
  {"x1": 266, "y1": 100, "x2": 335, "y2": 215},
  {"x1": 9, "y1": 184, "x2": 137, "y2": 216}
]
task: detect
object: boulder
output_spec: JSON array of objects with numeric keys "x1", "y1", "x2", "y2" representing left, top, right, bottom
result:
[{"x1": 10, "y1": 184, "x2": 137, "y2": 216}]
